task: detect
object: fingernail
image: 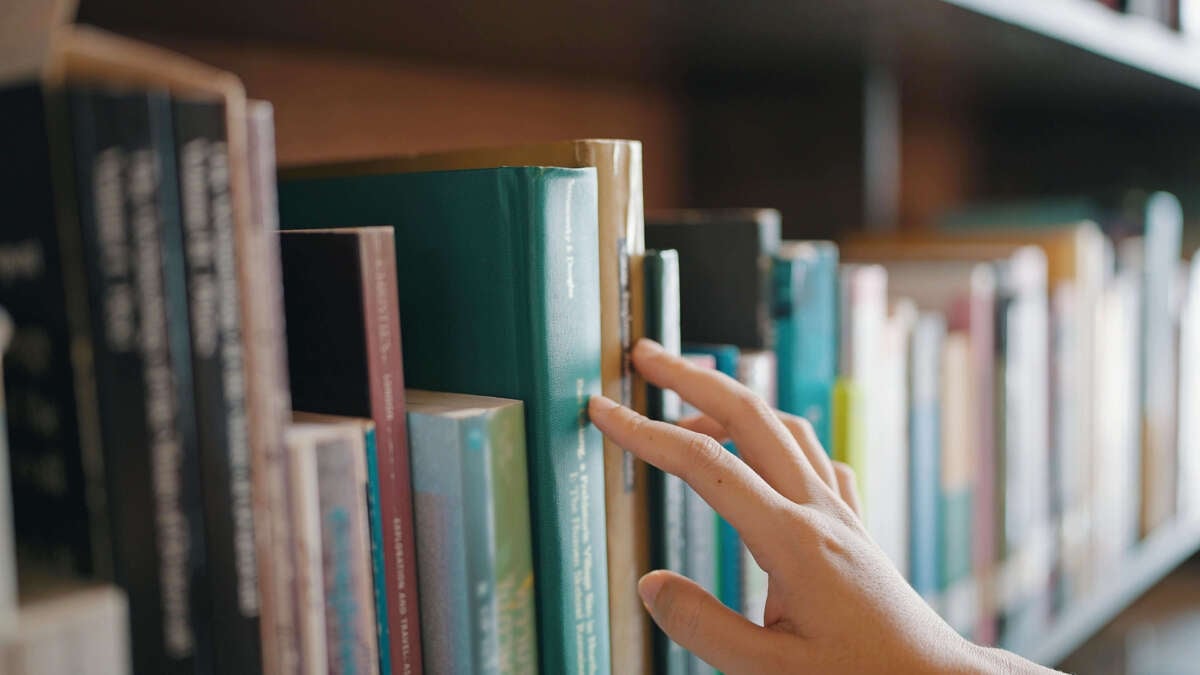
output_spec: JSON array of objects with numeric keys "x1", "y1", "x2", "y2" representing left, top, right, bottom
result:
[
  {"x1": 635, "y1": 338, "x2": 664, "y2": 356},
  {"x1": 589, "y1": 395, "x2": 620, "y2": 413},
  {"x1": 638, "y1": 572, "x2": 665, "y2": 608}
]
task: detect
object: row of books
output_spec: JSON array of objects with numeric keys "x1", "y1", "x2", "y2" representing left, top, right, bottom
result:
[{"x1": 1096, "y1": 0, "x2": 1200, "y2": 33}]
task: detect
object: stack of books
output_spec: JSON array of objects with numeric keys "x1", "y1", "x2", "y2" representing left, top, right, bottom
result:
[{"x1": 3, "y1": 22, "x2": 1200, "y2": 675}]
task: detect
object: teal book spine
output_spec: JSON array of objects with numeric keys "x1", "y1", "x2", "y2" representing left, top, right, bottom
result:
[
  {"x1": 773, "y1": 242, "x2": 838, "y2": 449},
  {"x1": 487, "y1": 402, "x2": 538, "y2": 675},
  {"x1": 909, "y1": 314, "x2": 944, "y2": 598},
  {"x1": 280, "y1": 166, "x2": 608, "y2": 674},
  {"x1": 681, "y1": 345, "x2": 741, "y2": 614},
  {"x1": 362, "y1": 427, "x2": 393, "y2": 675}
]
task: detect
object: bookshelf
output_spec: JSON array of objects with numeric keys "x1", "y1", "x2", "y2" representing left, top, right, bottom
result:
[
  {"x1": 1017, "y1": 518, "x2": 1200, "y2": 666},
  {"x1": 60, "y1": 0, "x2": 1200, "y2": 668}
]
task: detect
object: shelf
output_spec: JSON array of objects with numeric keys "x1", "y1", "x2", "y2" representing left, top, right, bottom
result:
[
  {"x1": 1016, "y1": 518, "x2": 1200, "y2": 667},
  {"x1": 75, "y1": 0, "x2": 1200, "y2": 106}
]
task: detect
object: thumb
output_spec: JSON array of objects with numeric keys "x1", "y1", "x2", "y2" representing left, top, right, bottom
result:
[{"x1": 639, "y1": 570, "x2": 783, "y2": 675}]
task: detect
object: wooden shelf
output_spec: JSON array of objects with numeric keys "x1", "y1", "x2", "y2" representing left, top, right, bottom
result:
[
  {"x1": 1015, "y1": 518, "x2": 1200, "y2": 667},
  {"x1": 76, "y1": 0, "x2": 1200, "y2": 105}
]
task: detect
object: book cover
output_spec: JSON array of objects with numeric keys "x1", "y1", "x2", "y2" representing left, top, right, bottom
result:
[
  {"x1": 278, "y1": 166, "x2": 607, "y2": 674},
  {"x1": 681, "y1": 345, "x2": 741, "y2": 616},
  {"x1": 280, "y1": 227, "x2": 422, "y2": 675},
  {"x1": 773, "y1": 241, "x2": 839, "y2": 449},
  {"x1": 172, "y1": 97, "x2": 261, "y2": 673},
  {"x1": 284, "y1": 425, "x2": 329, "y2": 675},
  {"x1": 908, "y1": 313, "x2": 945, "y2": 599},
  {"x1": 646, "y1": 209, "x2": 781, "y2": 350},
  {"x1": 876, "y1": 299, "x2": 916, "y2": 577},
  {"x1": 68, "y1": 88, "x2": 210, "y2": 675},
  {"x1": 940, "y1": 332, "x2": 974, "y2": 633},
  {"x1": 284, "y1": 140, "x2": 650, "y2": 672},
  {"x1": 291, "y1": 414, "x2": 391, "y2": 675},
  {"x1": 0, "y1": 83, "x2": 109, "y2": 586},
  {"x1": 407, "y1": 391, "x2": 537, "y2": 675},
  {"x1": 836, "y1": 264, "x2": 887, "y2": 501},
  {"x1": 306, "y1": 420, "x2": 380, "y2": 675}
]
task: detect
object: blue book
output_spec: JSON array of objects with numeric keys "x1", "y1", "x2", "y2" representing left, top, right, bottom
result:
[
  {"x1": 682, "y1": 344, "x2": 742, "y2": 614},
  {"x1": 773, "y1": 241, "x2": 839, "y2": 449},
  {"x1": 909, "y1": 314, "x2": 945, "y2": 598}
]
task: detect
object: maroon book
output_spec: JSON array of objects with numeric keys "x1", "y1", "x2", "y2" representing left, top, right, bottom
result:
[{"x1": 280, "y1": 226, "x2": 423, "y2": 674}]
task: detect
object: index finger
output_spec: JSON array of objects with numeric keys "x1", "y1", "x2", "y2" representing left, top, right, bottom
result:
[{"x1": 588, "y1": 395, "x2": 790, "y2": 565}]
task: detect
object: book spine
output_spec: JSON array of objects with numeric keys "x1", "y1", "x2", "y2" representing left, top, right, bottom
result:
[
  {"x1": 173, "y1": 99, "x2": 262, "y2": 673},
  {"x1": 0, "y1": 309, "x2": 13, "y2": 623},
  {"x1": 523, "y1": 170, "x2": 610, "y2": 674},
  {"x1": 286, "y1": 429, "x2": 328, "y2": 675},
  {"x1": 489, "y1": 404, "x2": 538, "y2": 675},
  {"x1": 909, "y1": 314, "x2": 944, "y2": 599},
  {"x1": 0, "y1": 85, "x2": 109, "y2": 581},
  {"x1": 314, "y1": 433, "x2": 379, "y2": 675},
  {"x1": 683, "y1": 485, "x2": 718, "y2": 675},
  {"x1": 361, "y1": 427, "x2": 394, "y2": 675},
  {"x1": 462, "y1": 416, "x2": 499, "y2": 674},
  {"x1": 243, "y1": 102, "x2": 301, "y2": 675},
  {"x1": 358, "y1": 229, "x2": 422, "y2": 674},
  {"x1": 939, "y1": 334, "x2": 973, "y2": 598},
  {"x1": 69, "y1": 89, "x2": 203, "y2": 675}
]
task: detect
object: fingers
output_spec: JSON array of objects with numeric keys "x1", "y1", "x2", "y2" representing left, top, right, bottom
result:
[
  {"x1": 834, "y1": 462, "x2": 862, "y2": 518},
  {"x1": 679, "y1": 411, "x2": 841, "y2": 501},
  {"x1": 639, "y1": 570, "x2": 789, "y2": 675},
  {"x1": 633, "y1": 339, "x2": 826, "y2": 504},
  {"x1": 589, "y1": 396, "x2": 787, "y2": 559}
]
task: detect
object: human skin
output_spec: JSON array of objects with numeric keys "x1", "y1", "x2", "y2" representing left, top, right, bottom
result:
[{"x1": 588, "y1": 338, "x2": 1061, "y2": 674}]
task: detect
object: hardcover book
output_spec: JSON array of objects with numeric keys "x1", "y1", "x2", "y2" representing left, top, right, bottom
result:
[
  {"x1": 278, "y1": 166, "x2": 608, "y2": 674},
  {"x1": 909, "y1": 313, "x2": 945, "y2": 599},
  {"x1": 173, "y1": 97, "x2": 261, "y2": 673},
  {"x1": 280, "y1": 226, "x2": 422, "y2": 675},
  {"x1": 773, "y1": 241, "x2": 839, "y2": 449},
  {"x1": 407, "y1": 391, "x2": 538, "y2": 675},
  {"x1": 289, "y1": 417, "x2": 380, "y2": 675},
  {"x1": 284, "y1": 141, "x2": 651, "y2": 671},
  {"x1": 647, "y1": 209, "x2": 781, "y2": 350}
]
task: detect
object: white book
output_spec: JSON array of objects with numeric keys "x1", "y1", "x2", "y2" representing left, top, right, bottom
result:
[
  {"x1": 286, "y1": 425, "x2": 330, "y2": 675},
  {"x1": 0, "y1": 585, "x2": 130, "y2": 675},
  {"x1": 1178, "y1": 255, "x2": 1200, "y2": 519},
  {"x1": 870, "y1": 299, "x2": 916, "y2": 577}
]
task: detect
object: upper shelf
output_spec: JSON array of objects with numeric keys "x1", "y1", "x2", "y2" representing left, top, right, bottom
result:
[{"x1": 75, "y1": 0, "x2": 1200, "y2": 105}]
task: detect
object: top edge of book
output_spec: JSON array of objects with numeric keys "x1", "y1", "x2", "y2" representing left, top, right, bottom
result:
[
  {"x1": 777, "y1": 240, "x2": 837, "y2": 258},
  {"x1": 405, "y1": 390, "x2": 522, "y2": 417},
  {"x1": 286, "y1": 422, "x2": 364, "y2": 443},
  {"x1": 291, "y1": 412, "x2": 375, "y2": 429},
  {"x1": 278, "y1": 139, "x2": 642, "y2": 178},
  {"x1": 281, "y1": 226, "x2": 393, "y2": 236}
]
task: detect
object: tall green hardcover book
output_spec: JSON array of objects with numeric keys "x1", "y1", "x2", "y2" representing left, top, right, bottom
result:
[{"x1": 278, "y1": 166, "x2": 608, "y2": 674}]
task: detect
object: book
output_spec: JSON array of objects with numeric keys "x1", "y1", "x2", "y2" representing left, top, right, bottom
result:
[
  {"x1": 644, "y1": 250, "x2": 682, "y2": 424},
  {"x1": 773, "y1": 241, "x2": 839, "y2": 449},
  {"x1": 291, "y1": 415, "x2": 391, "y2": 675},
  {"x1": 875, "y1": 299, "x2": 916, "y2": 577},
  {"x1": 284, "y1": 140, "x2": 650, "y2": 672},
  {"x1": 0, "y1": 81, "x2": 111, "y2": 589},
  {"x1": 676, "y1": 355, "x2": 717, "y2": 675},
  {"x1": 0, "y1": 584, "x2": 130, "y2": 675},
  {"x1": 172, "y1": 97, "x2": 261, "y2": 674},
  {"x1": 836, "y1": 264, "x2": 887, "y2": 502},
  {"x1": 284, "y1": 425, "x2": 329, "y2": 675},
  {"x1": 68, "y1": 88, "x2": 210, "y2": 675},
  {"x1": 646, "y1": 209, "x2": 781, "y2": 349},
  {"x1": 289, "y1": 416, "x2": 380, "y2": 675},
  {"x1": 279, "y1": 226, "x2": 422, "y2": 675},
  {"x1": 0, "y1": 307, "x2": 13, "y2": 628},
  {"x1": 407, "y1": 391, "x2": 538, "y2": 675},
  {"x1": 940, "y1": 332, "x2": 975, "y2": 636},
  {"x1": 909, "y1": 313, "x2": 945, "y2": 600},
  {"x1": 735, "y1": 349, "x2": 775, "y2": 625},
  {"x1": 1177, "y1": 254, "x2": 1200, "y2": 519},
  {"x1": 681, "y1": 344, "x2": 742, "y2": 615},
  {"x1": 277, "y1": 165, "x2": 608, "y2": 674}
]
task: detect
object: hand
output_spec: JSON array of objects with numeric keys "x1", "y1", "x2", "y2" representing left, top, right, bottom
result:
[{"x1": 588, "y1": 338, "x2": 1059, "y2": 674}]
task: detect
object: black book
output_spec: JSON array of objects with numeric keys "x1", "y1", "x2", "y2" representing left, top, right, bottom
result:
[
  {"x1": 68, "y1": 88, "x2": 209, "y2": 675},
  {"x1": 0, "y1": 83, "x2": 109, "y2": 580},
  {"x1": 645, "y1": 209, "x2": 781, "y2": 349},
  {"x1": 173, "y1": 98, "x2": 261, "y2": 673}
]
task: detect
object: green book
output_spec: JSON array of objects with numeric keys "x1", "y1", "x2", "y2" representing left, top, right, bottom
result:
[
  {"x1": 406, "y1": 391, "x2": 537, "y2": 675},
  {"x1": 278, "y1": 165, "x2": 608, "y2": 674}
]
